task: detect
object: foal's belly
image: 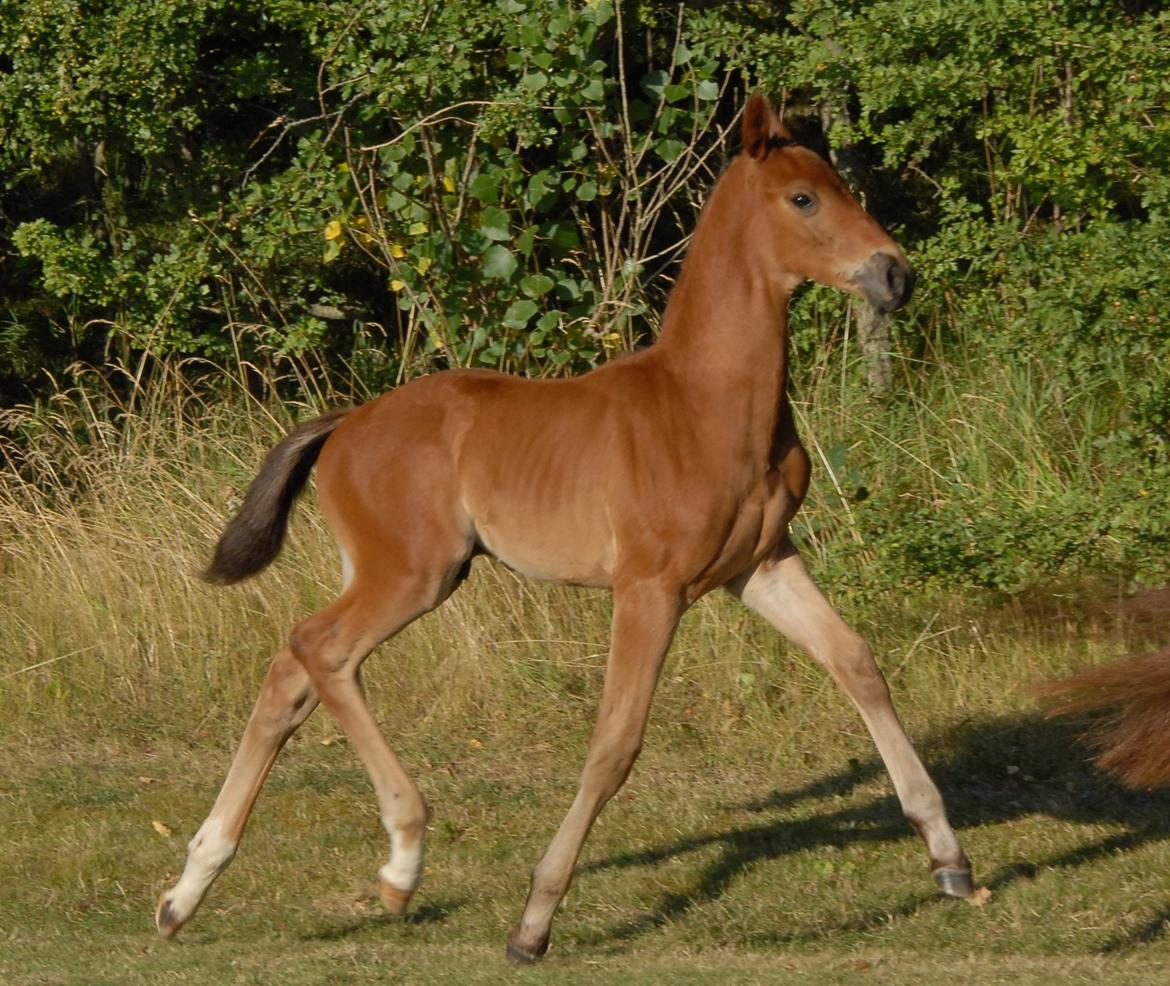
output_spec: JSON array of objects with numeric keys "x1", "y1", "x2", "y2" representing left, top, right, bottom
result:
[
  {"x1": 476, "y1": 524, "x2": 615, "y2": 587},
  {"x1": 463, "y1": 465, "x2": 616, "y2": 588}
]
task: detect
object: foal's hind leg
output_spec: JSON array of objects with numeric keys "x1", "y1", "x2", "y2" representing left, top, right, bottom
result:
[
  {"x1": 728, "y1": 544, "x2": 972, "y2": 896},
  {"x1": 157, "y1": 647, "x2": 318, "y2": 937},
  {"x1": 288, "y1": 566, "x2": 463, "y2": 915}
]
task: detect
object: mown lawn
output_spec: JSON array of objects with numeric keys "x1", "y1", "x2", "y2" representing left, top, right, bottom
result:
[{"x1": 4, "y1": 693, "x2": 1169, "y2": 985}]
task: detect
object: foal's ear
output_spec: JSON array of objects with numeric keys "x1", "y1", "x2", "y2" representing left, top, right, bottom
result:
[{"x1": 742, "y1": 91, "x2": 792, "y2": 160}]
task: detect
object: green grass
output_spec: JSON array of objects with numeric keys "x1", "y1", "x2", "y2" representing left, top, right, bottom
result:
[
  {"x1": 3, "y1": 715, "x2": 1170, "y2": 985},
  {"x1": 2, "y1": 364, "x2": 1169, "y2": 983}
]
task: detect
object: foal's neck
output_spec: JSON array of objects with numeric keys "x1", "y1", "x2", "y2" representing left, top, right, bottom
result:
[{"x1": 654, "y1": 159, "x2": 794, "y2": 403}]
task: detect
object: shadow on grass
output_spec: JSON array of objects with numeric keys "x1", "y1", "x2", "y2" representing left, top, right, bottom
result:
[
  {"x1": 581, "y1": 711, "x2": 1170, "y2": 952},
  {"x1": 300, "y1": 897, "x2": 467, "y2": 942}
]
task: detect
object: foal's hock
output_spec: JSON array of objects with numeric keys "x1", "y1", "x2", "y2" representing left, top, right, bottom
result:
[{"x1": 157, "y1": 92, "x2": 972, "y2": 962}]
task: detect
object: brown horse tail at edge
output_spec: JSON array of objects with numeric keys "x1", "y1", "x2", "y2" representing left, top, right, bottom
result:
[
  {"x1": 202, "y1": 409, "x2": 352, "y2": 586},
  {"x1": 1037, "y1": 646, "x2": 1170, "y2": 789}
]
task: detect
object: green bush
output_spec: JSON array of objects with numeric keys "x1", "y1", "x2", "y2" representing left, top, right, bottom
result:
[{"x1": 2, "y1": 0, "x2": 1169, "y2": 593}]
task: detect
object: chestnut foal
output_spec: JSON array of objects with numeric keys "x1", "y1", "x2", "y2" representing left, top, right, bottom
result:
[{"x1": 157, "y1": 93, "x2": 972, "y2": 960}]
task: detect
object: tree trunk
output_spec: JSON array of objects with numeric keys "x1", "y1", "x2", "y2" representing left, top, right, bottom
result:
[
  {"x1": 855, "y1": 304, "x2": 892, "y2": 390},
  {"x1": 819, "y1": 98, "x2": 893, "y2": 392}
]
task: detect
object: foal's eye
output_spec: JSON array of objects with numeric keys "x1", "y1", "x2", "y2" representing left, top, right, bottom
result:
[{"x1": 791, "y1": 193, "x2": 815, "y2": 210}]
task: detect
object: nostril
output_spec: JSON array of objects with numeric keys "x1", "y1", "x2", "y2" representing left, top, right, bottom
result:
[
  {"x1": 855, "y1": 252, "x2": 915, "y2": 312},
  {"x1": 885, "y1": 260, "x2": 915, "y2": 307}
]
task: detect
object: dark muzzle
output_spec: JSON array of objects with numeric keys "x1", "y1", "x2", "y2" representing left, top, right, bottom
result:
[{"x1": 854, "y1": 252, "x2": 916, "y2": 315}]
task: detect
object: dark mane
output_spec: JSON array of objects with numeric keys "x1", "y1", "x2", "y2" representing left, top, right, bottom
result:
[{"x1": 764, "y1": 134, "x2": 798, "y2": 155}]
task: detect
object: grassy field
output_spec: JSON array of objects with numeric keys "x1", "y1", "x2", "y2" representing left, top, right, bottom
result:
[
  {"x1": 4, "y1": 693, "x2": 1170, "y2": 985},
  {"x1": 2, "y1": 369, "x2": 1169, "y2": 983}
]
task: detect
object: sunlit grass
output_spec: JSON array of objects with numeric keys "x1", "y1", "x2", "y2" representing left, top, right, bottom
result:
[{"x1": 2, "y1": 357, "x2": 1167, "y2": 983}]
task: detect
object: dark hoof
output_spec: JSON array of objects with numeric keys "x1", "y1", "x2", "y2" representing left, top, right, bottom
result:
[
  {"x1": 933, "y1": 865, "x2": 975, "y2": 898},
  {"x1": 505, "y1": 933, "x2": 549, "y2": 964},
  {"x1": 155, "y1": 895, "x2": 183, "y2": 939},
  {"x1": 378, "y1": 879, "x2": 414, "y2": 917}
]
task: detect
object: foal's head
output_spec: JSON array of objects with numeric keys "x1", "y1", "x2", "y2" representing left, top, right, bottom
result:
[{"x1": 738, "y1": 92, "x2": 914, "y2": 314}]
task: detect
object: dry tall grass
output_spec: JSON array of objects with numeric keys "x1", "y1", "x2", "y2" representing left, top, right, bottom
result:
[
  {"x1": 0, "y1": 358, "x2": 1138, "y2": 774},
  {"x1": 0, "y1": 363, "x2": 787, "y2": 750}
]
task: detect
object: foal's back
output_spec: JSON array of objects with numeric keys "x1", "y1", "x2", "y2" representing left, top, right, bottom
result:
[{"x1": 314, "y1": 349, "x2": 688, "y2": 589}]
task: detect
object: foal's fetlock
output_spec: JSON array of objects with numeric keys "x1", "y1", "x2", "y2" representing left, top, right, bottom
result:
[
  {"x1": 377, "y1": 813, "x2": 425, "y2": 916},
  {"x1": 155, "y1": 892, "x2": 186, "y2": 939},
  {"x1": 156, "y1": 820, "x2": 237, "y2": 939},
  {"x1": 155, "y1": 885, "x2": 204, "y2": 939},
  {"x1": 377, "y1": 840, "x2": 423, "y2": 917},
  {"x1": 376, "y1": 859, "x2": 420, "y2": 916}
]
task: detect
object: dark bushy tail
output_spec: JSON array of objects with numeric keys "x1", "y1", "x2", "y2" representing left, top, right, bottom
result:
[
  {"x1": 203, "y1": 409, "x2": 351, "y2": 585},
  {"x1": 1038, "y1": 646, "x2": 1170, "y2": 789}
]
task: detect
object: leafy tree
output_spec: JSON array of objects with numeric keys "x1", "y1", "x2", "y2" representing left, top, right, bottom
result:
[{"x1": 2, "y1": 0, "x2": 1168, "y2": 586}]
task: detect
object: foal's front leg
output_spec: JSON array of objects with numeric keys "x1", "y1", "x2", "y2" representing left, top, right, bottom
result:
[
  {"x1": 506, "y1": 581, "x2": 684, "y2": 962},
  {"x1": 157, "y1": 647, "x2": 319, "y2": 936},
  {"x1": 728, "y1": 544, "x2": 973, "y2": 896}
]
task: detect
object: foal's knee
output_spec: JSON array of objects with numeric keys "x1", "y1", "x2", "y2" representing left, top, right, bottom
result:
[
  {"x1": 818, "y1": 632, "x2": 890, "y2": 707},
  {"x1": 584, "y1": 735, "x2": 643, "y2": 799}
]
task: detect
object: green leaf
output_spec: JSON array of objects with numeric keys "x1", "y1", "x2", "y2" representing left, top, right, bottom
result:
[
  {"x1": 479, "y1": 206, "x2": 511, "y2": 241},
  {"x1": 576, "y1": 181, "x2": 598, "y2": 202},
  {"x1": 654, "y1": 138, "x2": 686, "y2": 163},
  {"x1": 627, "y1": 98, "x2": 652, "y2": 123},
  {"x1": 520, "y1": 273, "x2": 555, "y2": 297},
  {"x1": 458, "y1": 228, "x2": 492, "y2": 255},
  {"x1": 520, "y1": 71, "x2": 548, "y2": 92},
  {"x1": 482, "y1": 245, "x2": 518, "y2": 280},
  {"x1": 388, "y1": 194, "x2": 413, "y2": 218},
  {"x1": 641, "y1": 70, "x2": 669, "y2": 100},
  {"x1": 468, "y1": 173, "x2": 500, "y2": 204},
  {"x1": 582, "y1": 0, "x2": 614, "y2": 26},
  {"x1": 545, "y1": 221, "x2": 580, "y2": 254},
  {"x1": 555, "y1": 277, "x2": 582, "y2": 301},
  {"x1": 582, "y1": 78, "x2": 605, "y2": 102},
  {"x1": 697, "y1": 79, "x2": 719, "y2": 101},
  {"x1": 502, "y1": 299, "x2": 538, "y2": 329},
  {"x1": 527, "y1": 171, "x2": 556, "y2": 209}
]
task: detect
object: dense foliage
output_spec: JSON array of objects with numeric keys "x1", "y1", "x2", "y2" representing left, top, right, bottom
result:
[{"x1": 2, "y1": 0, "x2": 1168, "y2": 591}]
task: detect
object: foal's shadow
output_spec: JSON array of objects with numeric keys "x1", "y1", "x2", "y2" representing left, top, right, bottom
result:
[
  {"x1": 302, "y1": 898, "x2": 466, "y2": 942},
  {"x1": 581, "y1": 711, "x2": 1170, "y2": 951}
]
